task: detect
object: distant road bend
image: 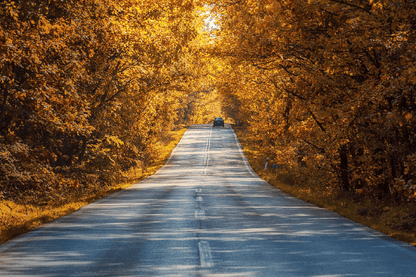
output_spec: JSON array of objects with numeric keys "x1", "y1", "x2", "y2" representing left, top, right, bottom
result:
[{"x1": 0, "y1": 124, "x2": 415, "y2": 276}]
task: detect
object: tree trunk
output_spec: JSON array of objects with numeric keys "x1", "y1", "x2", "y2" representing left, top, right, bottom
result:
[{"x1": 340, "y1": 144, "x2": 349, "y2": 192}]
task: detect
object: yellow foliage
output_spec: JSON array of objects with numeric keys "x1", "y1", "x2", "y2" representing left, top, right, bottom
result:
[{"x1": 210, "y1": 0, "x2": 416, "y2": 202}]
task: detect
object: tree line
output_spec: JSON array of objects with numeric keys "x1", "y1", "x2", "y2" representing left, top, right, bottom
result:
[
  {"x1": 0, "y1": 0, "x2": 214, "y2": 203},
  {"x1": 2, "y1": 0, "x2": 415, "y2": 206},
  {"x1": 210, "y1": 0, "x2": 416, "y2": 203}
]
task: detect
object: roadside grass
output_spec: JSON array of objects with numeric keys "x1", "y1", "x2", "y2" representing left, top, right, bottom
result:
[
  {"x1": 233, "y1": 125, "x2": 416, "y2": 247},
  {"x1": 0, "y1": 127, "x2": 187, "y2": 244}
]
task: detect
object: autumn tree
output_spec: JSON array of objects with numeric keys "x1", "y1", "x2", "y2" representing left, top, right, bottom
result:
[
  {"x1": 210, "y1": 0, "x2": 416, "y2": 202},
  {"x1": 0, "y1": 0, "x2": 208, "y2": 202}
]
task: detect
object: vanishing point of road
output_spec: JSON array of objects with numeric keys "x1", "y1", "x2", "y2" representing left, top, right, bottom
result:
[{"x1": 0, "y1": 124, "x2": 415, "y2": 276}]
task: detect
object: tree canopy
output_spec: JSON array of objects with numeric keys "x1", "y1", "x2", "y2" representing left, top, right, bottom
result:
[
  {"x1": 0, "y1": 0, "x2": 215, "y2": 202},
  {"x1": 1, "y1": 0, "x2": 415, "y2": 205},
  {"x1": 210, "y1": 0, "x2": 416, "y2": 203}
]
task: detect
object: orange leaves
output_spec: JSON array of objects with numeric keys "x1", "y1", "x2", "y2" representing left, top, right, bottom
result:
[
  {"x1": 0, "y1": 0, "x2": 206, "y2": 201},
  {"x1": 211, "y1": 0, "x2": 416, "y2": 202},
  {"x1": 2, "y1": 1, "x2": 19, "y2": 21}
]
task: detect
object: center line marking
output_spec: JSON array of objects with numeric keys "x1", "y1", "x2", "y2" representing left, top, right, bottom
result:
[
  {"x1": 199, "y1": 241, "x2": 213, "y2": 268},
  {"x1": 195, "y1": 209, "x2": 205, "y2": 220}
]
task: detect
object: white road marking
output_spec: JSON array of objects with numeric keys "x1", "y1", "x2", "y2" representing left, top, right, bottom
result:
[
  {"x1": 230, "y1": 128, "x2": 257, "y2": 177},
  {"x1": 195, "y1": 188, "x2": 202, "y2": 193},
  {"x1": 196, "y1": 196, "x2": 203, "y2": 202},
  {"x1": 198, "y1": 241, "x2": 213, "y2": 268},
  {"x1": 195, "y1": 209, "x2": 205, "y2": 220}
]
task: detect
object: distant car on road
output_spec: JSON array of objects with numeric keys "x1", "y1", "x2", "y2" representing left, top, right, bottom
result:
[{"x1": 213, "y1": 117, "x2": 224, "y2": 127}]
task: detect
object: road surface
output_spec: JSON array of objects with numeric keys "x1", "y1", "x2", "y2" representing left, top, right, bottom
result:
[{"x1": 0, "y1": 124, "x2": 415, "y2": 276}]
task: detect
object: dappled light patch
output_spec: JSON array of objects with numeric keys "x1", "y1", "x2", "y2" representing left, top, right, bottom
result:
[{"x1": 234, "y1": 126, "x2": 416, "y2": 247}]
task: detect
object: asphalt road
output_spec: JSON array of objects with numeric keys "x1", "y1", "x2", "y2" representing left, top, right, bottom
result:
[{"x1": 1, "y1": 124, "x2": 416, "y2": 276}]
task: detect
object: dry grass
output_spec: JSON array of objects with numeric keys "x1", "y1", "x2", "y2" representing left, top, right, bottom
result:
[
  {"x1": 233, "y1": 125, "x2": 416, "y2": 247},
  {"x1": 0, "y1": 127, "x2": 187, "y2": 244},
  {"x1": 3, "y1": 126, "x2": 415, "y2": 247}
]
